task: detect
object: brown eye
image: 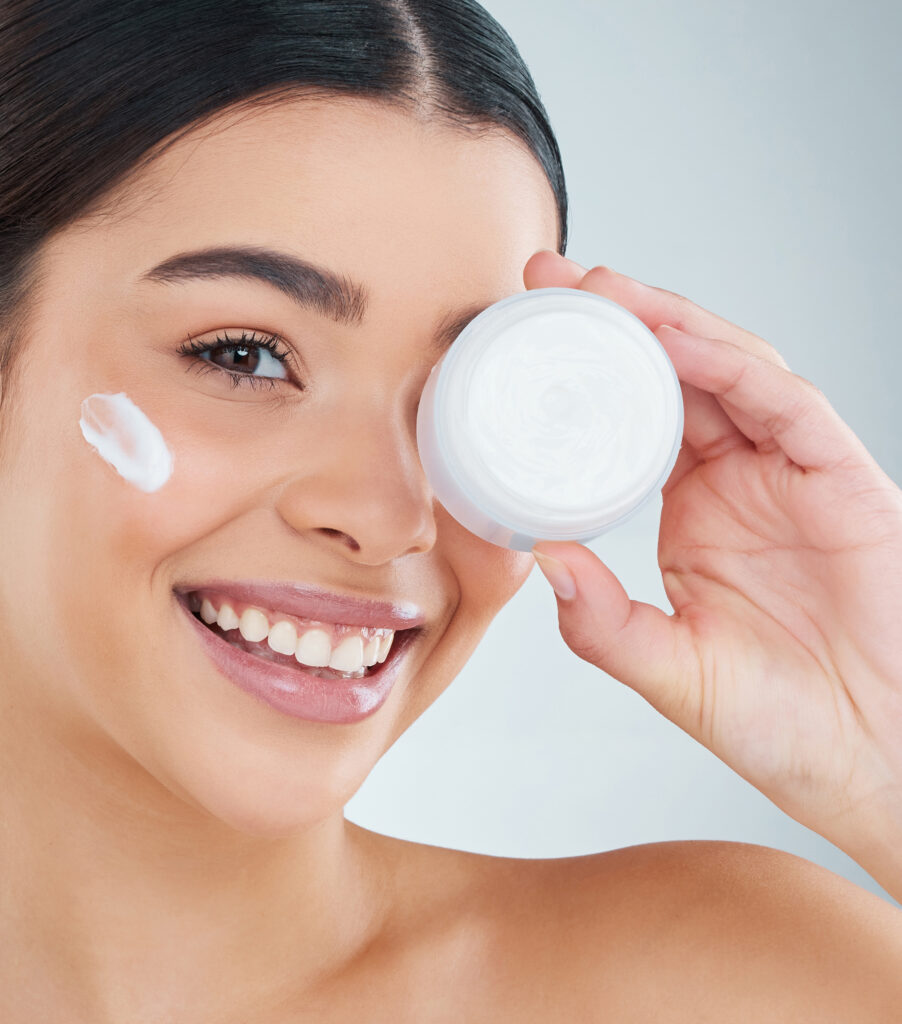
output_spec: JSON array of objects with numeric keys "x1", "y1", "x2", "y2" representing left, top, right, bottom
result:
[
  {"x1": 205, "y1": 341, "x2": 285, "y2": 378},
  {"x1": 177, "y1": 330, "x2": 302, "y2": 392}
]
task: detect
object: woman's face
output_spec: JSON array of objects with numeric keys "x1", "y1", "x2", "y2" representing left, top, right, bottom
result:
[{"x1": 0, "y1": 96, "x2": 559, "y2": 836}]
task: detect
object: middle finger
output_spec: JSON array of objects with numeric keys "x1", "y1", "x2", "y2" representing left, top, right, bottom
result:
[{"x1": 576, "y1": 265, "x2": 791, "y2": 371}]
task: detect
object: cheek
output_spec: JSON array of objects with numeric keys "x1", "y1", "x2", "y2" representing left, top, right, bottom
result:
[
  {"x1": 6, "y1": 323, "x2": 262, "y2": 601},
  {"x1": 70, "y1": 406, "x2": 243, "y2": 580},
  {"x1": 388, "y1": 512, "x2": 533, "y2": 731},
  {"x1": 437, "y1": 509, "x2": 535, "y2": 618},
  {"x1": 2, "y1": 381, "x2": 280, "y2": 723},
  {"x1": 13, "y1": 374, "x2": 270, "y2": 674}
]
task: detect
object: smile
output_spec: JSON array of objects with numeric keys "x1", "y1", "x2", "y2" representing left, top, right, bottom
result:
[
  {"x1": 175, "y1": 591, "x2": 420, "y2": 724},
  {"x1": 187, "y1": 589, "x2": 395, "y2": 679}
]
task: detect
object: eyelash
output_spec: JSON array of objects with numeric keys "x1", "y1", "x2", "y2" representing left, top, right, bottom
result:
[{"x1": 176, "y1": 330, "x2": 301, "y2": 391}]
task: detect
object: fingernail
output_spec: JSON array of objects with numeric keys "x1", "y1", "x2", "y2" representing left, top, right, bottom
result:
[
  {"x1": 536, "y1": 249, "x2": 585, "y2": 271},
  {"x1": 557, "y1": 252, "x2": 587, "y2": 272},
  {"x1": 532, "y1": 549, "x2": 577, "y2": 601}
]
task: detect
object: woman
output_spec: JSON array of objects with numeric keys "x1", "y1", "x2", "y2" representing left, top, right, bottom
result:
[{"x1": 0, "y1": 0, "x2": 900, "y2": 1018}]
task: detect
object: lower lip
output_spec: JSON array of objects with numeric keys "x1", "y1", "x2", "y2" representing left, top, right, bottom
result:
[{"x1": 176, "y1": 594, "x2": 413, "y2": 724}]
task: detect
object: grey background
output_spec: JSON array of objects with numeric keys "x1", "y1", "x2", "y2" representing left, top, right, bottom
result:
[{"x1": 345, "y1": 0, "x2": 902, "y2": 906}]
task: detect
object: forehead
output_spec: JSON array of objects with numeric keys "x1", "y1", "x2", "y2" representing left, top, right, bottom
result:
[{"x1": 87, "y1": 95, "x2": 558, "y2": 285}]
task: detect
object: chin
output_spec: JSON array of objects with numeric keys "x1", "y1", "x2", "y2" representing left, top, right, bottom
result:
[
  {"x1": 172, "y1": 770, "x2": 354, "y2": 840},
  {"x1": 149, "y1": 733, "x2": 374, "y2": 843}
]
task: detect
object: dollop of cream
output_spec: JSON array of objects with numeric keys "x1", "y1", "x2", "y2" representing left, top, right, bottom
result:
[
  {"x1": 79, "y1": 392, "x2": 173, "y2": 493},
  {"x1": 437, "y1": 290, "x2": 683, "y2": 537},
  {"x1": 464, "y1": 310, "x2": 670, "y2": 510}
]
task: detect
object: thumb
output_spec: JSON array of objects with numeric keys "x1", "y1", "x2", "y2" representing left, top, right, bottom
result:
[{"x1": 531, "y1": 540, "x2": 698, "y2": 727}]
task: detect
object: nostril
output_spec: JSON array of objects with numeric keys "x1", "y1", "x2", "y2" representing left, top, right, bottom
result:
[{"x1": 318, "y1": 527, "x2": 360, "y2": 551}]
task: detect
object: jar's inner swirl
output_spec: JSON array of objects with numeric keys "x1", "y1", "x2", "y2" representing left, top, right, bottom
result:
[{"x1": 452, "y1": 308, "x2": 675, "y2": 518}]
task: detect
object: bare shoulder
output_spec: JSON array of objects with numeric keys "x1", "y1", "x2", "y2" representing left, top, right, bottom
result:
[
  {"x1": 351, "y1": 829, "x2": 902, "y2": 1021},
  {"x1": 493, "y1": 839, "x2": 902, "y2": 1021}
]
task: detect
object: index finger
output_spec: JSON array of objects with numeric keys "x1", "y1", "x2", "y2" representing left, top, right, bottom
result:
[{"x1": 576, "y1": 265, "x2": 791, "y2": 371}]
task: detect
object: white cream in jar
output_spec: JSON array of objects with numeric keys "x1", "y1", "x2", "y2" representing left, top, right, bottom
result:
[{"x1": 416, "y1": 287, "x2": 684, "y2": 550}]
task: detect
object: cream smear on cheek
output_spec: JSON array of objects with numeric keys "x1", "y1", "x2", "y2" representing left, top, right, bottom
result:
[{"x1": 79, "y1": 392, "x2": 173, "y2": 492}]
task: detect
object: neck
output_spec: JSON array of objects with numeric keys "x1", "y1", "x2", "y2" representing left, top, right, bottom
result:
[{"x1": 0, "y1": 698, "x2": 388, "y2": 1022}]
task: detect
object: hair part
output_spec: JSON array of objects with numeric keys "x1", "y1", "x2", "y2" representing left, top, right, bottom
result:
[{"x1": 0, "y1": 0, "x2": 569, "y2": 406}]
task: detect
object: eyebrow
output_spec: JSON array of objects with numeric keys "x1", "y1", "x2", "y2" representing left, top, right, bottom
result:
[{"x1": 140, "y1": 244, "x2": 491, "y2": 353}]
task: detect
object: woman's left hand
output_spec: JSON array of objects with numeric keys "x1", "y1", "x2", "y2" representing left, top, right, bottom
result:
[{"x1": 524, "y1": 251, "x2": 902, "y2": 896}]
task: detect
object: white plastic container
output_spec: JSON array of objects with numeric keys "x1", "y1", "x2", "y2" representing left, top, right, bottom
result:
[{"x1": 416, "y1": 287, "x2": 684, "y2": 550}]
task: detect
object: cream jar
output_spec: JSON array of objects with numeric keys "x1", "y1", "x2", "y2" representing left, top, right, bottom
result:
[{"x1": 415, "y1": 287, "x2": 684, "y2": 550}]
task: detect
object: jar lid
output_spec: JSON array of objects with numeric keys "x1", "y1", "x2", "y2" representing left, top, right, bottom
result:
[{"x1": 420, "y1": 287, "x2": 683, "y2": 545}]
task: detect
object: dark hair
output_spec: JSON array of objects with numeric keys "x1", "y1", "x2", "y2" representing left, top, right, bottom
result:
[{"x1": 0, "y1": 0, "x2": 568, "y2": 400}]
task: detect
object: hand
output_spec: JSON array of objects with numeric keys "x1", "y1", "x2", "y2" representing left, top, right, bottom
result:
[{"x1": 524, "y1": 250, "x2": 902, "y2": 895}]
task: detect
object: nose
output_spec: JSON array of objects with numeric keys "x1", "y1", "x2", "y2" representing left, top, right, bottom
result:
[{"x1": 274, "y1": 395, "x2": 439, "y2": 565}]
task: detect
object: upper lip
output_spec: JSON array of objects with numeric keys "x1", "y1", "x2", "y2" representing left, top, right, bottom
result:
[{"x1": 174, "y1": 579, "x2": 426, "y2": 631}]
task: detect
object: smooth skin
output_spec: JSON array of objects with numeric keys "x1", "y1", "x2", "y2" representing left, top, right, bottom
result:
[{"x1": 0, "y1": 95, "x2": 899, "y2": 1023}]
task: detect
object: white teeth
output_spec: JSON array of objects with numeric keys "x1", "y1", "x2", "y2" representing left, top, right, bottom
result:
[
  {"x1": 217, "y1": 603, "x2": 240, "y2": 631},
  {"x1": 200, "y1": 598, "x2": 218, "y2": 625},
  {"x1": 238, "y1": 608, "x2": 269, "y2": 643},
  {"x1": 267, "y1": 620, "x2": 298, "y2": 657},
  {"x1": 329, "y1": 635, "x2": 365, "y2": 673},
  {"x1": 295, "y1": 628, "x2": 332, "y2": 668},
  {"x1": 196, "y1": 593, "x2": 400, "y2": 673},
  {"x1": 377, "y1": 632, "x2": 393, "y2": 663},
  {"x1": 362, "y1": 636, "x2": 381, "y2": 667}
]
